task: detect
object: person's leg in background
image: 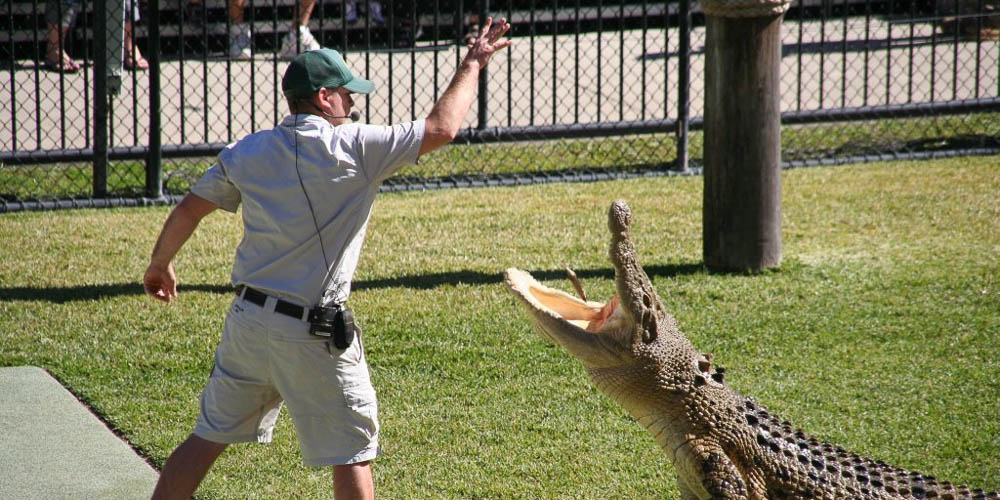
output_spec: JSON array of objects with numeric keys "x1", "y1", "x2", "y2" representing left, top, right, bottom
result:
[
  {"x1": 123, "y1": 21, "x2": 149, "y2": 69},
  {"x1": 278, "y1": 0, "x2": 320, "y2": 59},
  {"x1": 180, "y1": 0, "x2": 233, "y2": 58},
  {"x1": 228, "y1": 0, "x2": 252, "y2": 59},
  {"x1": 44, "y1": 0, "x2": 81, "y2": 72},
  {"x1": 123, "y1": 0, "x2": 148, "y2": 70}
]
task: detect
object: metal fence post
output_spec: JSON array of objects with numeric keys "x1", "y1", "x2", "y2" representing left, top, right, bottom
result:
[
  {"x1": 93, "y1": 0, "x2": 109, "y2": 198},
  {"x1": 93, "y1": 0, "x2": 125, "y2": 198},
  {"x1": 477, "y1": 0, "x2": 490, "y2": 130},
  {"x1": 146, "y1": 0, "x2": 163, "y2": 199},
  {"x1": 676, "y1": 0, "x2": 692, "y2": 172}
]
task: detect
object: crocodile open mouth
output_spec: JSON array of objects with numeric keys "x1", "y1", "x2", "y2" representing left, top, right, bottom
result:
[
  {"x1": 506, "y1": 268, "x2": 598, "y2": 328},
  {"x1": 504, "y1": 268, "x2": 628, "y2": 335},
  {"x1": 505, "y1": 267, "x2": 633, "y2": 368}
]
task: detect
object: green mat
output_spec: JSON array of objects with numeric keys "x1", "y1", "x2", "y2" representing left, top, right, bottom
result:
[{"x1": 0, "y1": 366, "x2": 157, "y2": 499}]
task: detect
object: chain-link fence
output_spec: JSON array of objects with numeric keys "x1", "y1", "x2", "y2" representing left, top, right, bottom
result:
[{"x1": 2, "y1": 0, "x2": 998, "y2": 212}]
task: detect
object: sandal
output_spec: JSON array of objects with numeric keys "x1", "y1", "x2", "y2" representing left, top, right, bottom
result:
[
  {"x1": 124, "y1": 52, "x2": 149, "y2": 71},
  {"x1": 44, "y1": 53, "x2": 80, "y2": 73}
]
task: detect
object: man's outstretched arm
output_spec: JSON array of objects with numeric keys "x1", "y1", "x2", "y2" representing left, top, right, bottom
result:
[
  {"x1": 420, "y1": 16, "x2": 513, "y2": 156},
  {"x1": 143, "y1": 193, "x2": 219, "y2": 303}
]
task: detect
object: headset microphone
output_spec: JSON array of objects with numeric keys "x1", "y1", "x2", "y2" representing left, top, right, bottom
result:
[{"x1": 311, "y1": 105, "x2": 360, "y2": 122}]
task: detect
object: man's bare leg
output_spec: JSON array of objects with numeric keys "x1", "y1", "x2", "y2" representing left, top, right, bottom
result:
[
  {"x1": 334, "y1": 461, "x2": 374, "y2": 500},
  {"x1": 151, "y1": 434, "x2": 228, "y2": 500}
]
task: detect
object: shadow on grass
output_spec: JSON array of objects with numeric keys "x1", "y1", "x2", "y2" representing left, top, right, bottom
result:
[
  {"x1": 353, "y1": 263, "x2": 707, "y2": 290},
  {"x1": 0, "y1": 263, "x2": 706, "y2": 303}
]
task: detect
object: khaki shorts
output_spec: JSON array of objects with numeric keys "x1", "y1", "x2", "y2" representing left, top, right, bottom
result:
[{"x1": 193, "y1": 295, "x2": 380, "y2": 467}]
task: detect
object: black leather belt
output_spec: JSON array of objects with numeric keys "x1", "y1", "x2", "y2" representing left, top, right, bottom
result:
[{"x1": 236, "y1": 285, "x2": 306, "y2": 320}]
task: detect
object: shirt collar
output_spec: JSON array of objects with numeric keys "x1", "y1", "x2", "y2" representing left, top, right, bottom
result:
[{"x1": 279, "y1": 113, "x2": 331, "y2": 128}]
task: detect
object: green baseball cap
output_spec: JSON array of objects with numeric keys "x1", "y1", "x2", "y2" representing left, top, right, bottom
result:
[{"x1": 281, "y1": 48, "x2": 375, "y2": 100}]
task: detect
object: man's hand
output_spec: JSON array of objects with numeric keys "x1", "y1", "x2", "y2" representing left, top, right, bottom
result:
[
  {"x1": 464, "y1": 16, "x2": 512, "y2": 68},
  {"x1": 420, "y1": 16, "x2": 513, "y2": 156},
  {"x1": 142, "y1": 193, "x2": 218, "y2": 304},
  {"x1": 144, "y1": 262, "x2": 178, "y2": 303}
]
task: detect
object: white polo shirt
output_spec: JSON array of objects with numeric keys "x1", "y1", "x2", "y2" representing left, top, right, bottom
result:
[{"x1": 191, "y1": 114, "x2": 425, "y2": 307}]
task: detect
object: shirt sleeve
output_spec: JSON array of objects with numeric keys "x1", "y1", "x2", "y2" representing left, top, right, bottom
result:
[
  {"x1": 353, "y1": 119, "x2": 426, "y2": 183},
  {"x1": 190, "y1": 163, "x2": 241, "y2": 213}
]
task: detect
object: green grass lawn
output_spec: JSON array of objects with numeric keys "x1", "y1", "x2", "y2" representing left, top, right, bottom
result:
[{"x1": 1, "y1": 156, "x2": 998, "y2": 498}]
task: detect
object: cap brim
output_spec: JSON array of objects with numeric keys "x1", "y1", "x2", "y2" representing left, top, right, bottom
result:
[{"x1": 343, "y1": 77, "x2": 375, "y2": 94}]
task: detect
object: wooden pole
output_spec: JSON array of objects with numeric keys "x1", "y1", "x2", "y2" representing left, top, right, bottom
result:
[{"x1": 702, "y1": 0, "x2": 787, "y2": 272}]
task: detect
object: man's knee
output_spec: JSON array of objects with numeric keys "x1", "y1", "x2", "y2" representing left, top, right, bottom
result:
[
  {"x1": 340, "y1": 461, "x2": 369, "y2": 467},
  {"x1": 177, "y1": 434, "x2": 228, "y2": 459},
  {"x1": 334, "y1": 461, "x2": 371, "y2": 474},
  {"x1": 189, "y1": 433, "x2": 228, "y2": 448}
]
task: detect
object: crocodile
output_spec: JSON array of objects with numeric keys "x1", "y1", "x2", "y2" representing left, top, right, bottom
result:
[{"x1": 504, "y1": 200, "x2": 997, "y2": 500}]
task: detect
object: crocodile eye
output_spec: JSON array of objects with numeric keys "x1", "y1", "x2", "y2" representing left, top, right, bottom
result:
[
  {"x1": 640, "y1": 310, "x2": 658, "y2": 343},
  {"x1": 642, "y1": 328, "x2": 656, "y2": 343}
]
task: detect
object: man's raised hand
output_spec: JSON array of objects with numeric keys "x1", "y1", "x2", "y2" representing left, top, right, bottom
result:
[{"x1": 465, "y1": 17, "x2": 513, "y2": 67}]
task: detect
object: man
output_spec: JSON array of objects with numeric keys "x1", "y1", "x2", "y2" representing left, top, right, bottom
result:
[{"x1": 142, "y1": 18, "x2": 511, "y2": 500}]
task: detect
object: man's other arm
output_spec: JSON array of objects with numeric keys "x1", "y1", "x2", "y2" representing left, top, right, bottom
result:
[
  {"x1": 419, "y1": 17, "x2": 512, "y2": 156},
  {"x1": 143, "y1": 193, "x2": 220, "y2": 303}
]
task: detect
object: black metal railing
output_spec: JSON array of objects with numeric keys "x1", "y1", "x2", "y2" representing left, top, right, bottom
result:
[{"x1": 1, "y1": 0, "x2": 998, "y2": 212}]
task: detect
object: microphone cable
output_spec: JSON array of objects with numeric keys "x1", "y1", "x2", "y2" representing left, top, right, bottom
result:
[{"x1": 292, "y1": 112, "x2": 333, "y2": 286}]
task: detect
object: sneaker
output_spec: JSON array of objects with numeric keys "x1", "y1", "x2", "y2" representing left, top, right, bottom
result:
[
  {"x1": 278, "y1": 25, "x2": 320, "y2": 60},
  {"x1": 229, "y1": 23, "x2": 252, "y2": 60}
]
